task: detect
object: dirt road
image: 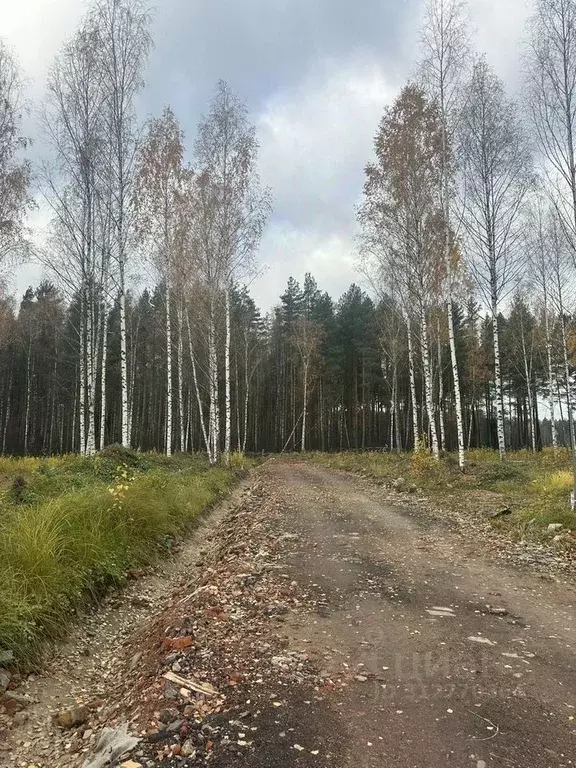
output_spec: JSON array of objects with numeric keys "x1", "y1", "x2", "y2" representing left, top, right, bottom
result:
[
  {"x1": 271, "y1": 460, "x2": 576, "y2": 767},
  {"x1": 3, "y1": 459, "x2": 576, "y2": 767}
]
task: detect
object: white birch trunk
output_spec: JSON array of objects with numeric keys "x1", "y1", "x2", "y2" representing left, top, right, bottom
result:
[
  {"x1": 224, "y1": 286, "x2": 231, "y2": 463},
  {"x1": 436, "y1": 318, "x2": 446, "y2": 452},
  {"x1": 99, "y1": 307, "x2": 108, "y2": 451},
  {"x1": 405, "y1": 311, "x2": 420, "y2": 450},
  {"x1": 420, "y1": 307, "x2": 440, "y2": 460},
  {"x1": 79, "y1": 301, "x2": 86, "y2": 456},
  {"x1": 119, "y1": 270, "x2": 129, "y2": 447},
  {"x1": 207, "y1": 299, "x2": 220, "y2": 464},
  {"x1": 185, "y1": 310, "x2": 210, "y2": 455},
  {"x1": 177, "y1": 302, "x2": 185, "y2": 452},
  {"x1": 491, "y1": 306, "x2": 506, "y2": 461},
  {"x1": 85, "y1": 289, "x2": 96, "y2": 456},
  {"x1": 447, "y1": 297, "x2": 465, "y2": 467},
  {"x1": 165, "y1": 284, "x2": 172, "y2": 456},
  {"x1": 393, "y1": 355, "x2": 401, "y2": 452},
  {"x1": 301, "y1": 362, "x2": 308, "y2": 452},
  {"x1": 547, "y1": 341, "x2": 558, "y2": 449}
]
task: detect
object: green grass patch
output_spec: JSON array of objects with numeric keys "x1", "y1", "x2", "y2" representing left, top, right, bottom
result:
[
  {"x1": 308, "y1": 448, "x2": 576, "y2": 543},
  {"x1": 0, "y1": 447, "x2": 251, "y2": 669}
]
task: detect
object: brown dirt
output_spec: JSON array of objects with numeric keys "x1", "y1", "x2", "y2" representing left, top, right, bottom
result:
[{"x1": 3, "y1": 458, "x2": 576, "y2": 767}]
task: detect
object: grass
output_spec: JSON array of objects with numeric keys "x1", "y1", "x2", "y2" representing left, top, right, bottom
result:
[
  {"x1": 0, "y1": 447, "x2": 255, "y2": 669},
  {"x1": 308, "y1": 447, "x2": 576, "y2": 541}
]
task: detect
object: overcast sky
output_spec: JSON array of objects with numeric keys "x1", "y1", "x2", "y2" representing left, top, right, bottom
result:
[{"x1": 3, "y1": 0, "x2": 530, "y2": 310}]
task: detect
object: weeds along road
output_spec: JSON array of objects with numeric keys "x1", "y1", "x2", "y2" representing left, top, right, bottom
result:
[{"x1": 4, "y1": 458, "x2": 576, "y2": 767}]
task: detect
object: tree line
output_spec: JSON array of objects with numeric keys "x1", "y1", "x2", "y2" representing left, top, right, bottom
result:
[
  {"x1": 1, "y1": 0, "x2": 576, "y2": 466},
  {"x1": 0, "y1": 272, "x2": 571, "y2": 457}
]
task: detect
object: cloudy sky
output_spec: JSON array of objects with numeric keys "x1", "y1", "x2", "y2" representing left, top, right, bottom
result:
[{"x1": 3, "y1": 0, "x2": 530, "y2": 310}]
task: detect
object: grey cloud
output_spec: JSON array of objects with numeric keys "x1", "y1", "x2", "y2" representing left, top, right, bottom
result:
[
  {"x1": 146, "y1": 0, "x2": 420, "y2": 116},
  {"x1": 5, "y1": 0, "x2": 533, "y2": 308}
]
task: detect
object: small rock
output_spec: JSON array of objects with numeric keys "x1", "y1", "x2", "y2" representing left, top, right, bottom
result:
[
  {"x1": 159, "y1": 708, "x2": 178, "y2": 724},
  {"x1": 548, "y1": 523, "x2": 563, "y2": 533},
  {"x1": 1, "y1": 691, "x2": 30, "y2": 715},
  {"x1": 53, "y1": 705, "x2": 89, "y2": 729},
  {"x1": 13, "y1": 710, "x2": 28, "y2": 726},
  {"x1": 165, "y1": 635, "x2": 193, "y2": 651},
  {"x1": 166, "y1": 719, "x2": 184, "y2": 733},
  {"x1": 120, "y1": 762, "x2": 143, "y2": 768},
  {"x1": 486, "y1": 606, "x2": 508, "y2": 616},
  {"x1": 181, "y1": 738, "x2": 196, "y2": 758},
  {"x1": 163, "y1": 682, "x2": 179, "y2": 700},
  {"x1": 0, "y1": 670, "x2": 10, "y2": 694}
]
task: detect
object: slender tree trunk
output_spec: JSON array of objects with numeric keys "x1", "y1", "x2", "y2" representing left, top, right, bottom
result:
[
  {"x1": 119, "y1": 268, "x2": 129, "y2": 447},
  {"x1": 177, "y1": 302, "x2": 185, "y2": 452},
  {"x1": 85, "y1": 289, "x2": 96, "y2": 456},
  {"x1": 393, "y1": 355, "x2": 401, "y2": 452},
  {"x1": 79, "y1": 303, "x2": 86, "y2": 456},
  {"x1": 186, "y1": 310, "x2": 210, "y2": 455},
  {"x1": 72, "y1": 365, "x2": 78, "y2": 453},
  {"x1": 405, "y1": 311, "x2": 419, "y2": 450},
  {"x1": 165, "y1": 284, "x2": 172, "y2": 456},
  {"x1": 436, "y1": 317, "x2": 446, "y2": 452},
  {"x1": 23, "y1": 341, "x2": 33, "y2": 455},
  {"x1": 443, "y1": 132, "x2": 465, "y2": 467},
  {"x1": 521, "y1": 324, "x2": 536, "y2": 452},
  {"x1": 301, "y1": 361, "x2": 308, "y2": 452},
  {"x1": 2, "y1": 360, "x2": 12, "y2": 455},
  {"x1": 560, "y1": 312, "x2": 576, "y2": 451},
  {"x1": 544, "y1": 308, "x2": 558, "y2": 449},
  {"x1": 99, "y1": 307, "x2": 108, "y2": 450},
  {"x1": 420, "y1": 306, "x2": 439, "y2": 459},
  {"x1": 242, "y1": 336, "x2": 250, "y2": 453},
  {"x1": 224, "y1": 286, "x2": 231, "y2": 463},
  {"x1": 207, "y1": 299, "x2": 220, "y2": 464},
  {"x1": 491, "y1": 301, "x2": 506, "y2": 461}
]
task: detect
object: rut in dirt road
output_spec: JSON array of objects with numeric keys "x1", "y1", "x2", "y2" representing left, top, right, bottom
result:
[{"x1": 272, "y1": 461, "x2": 576, "y2": 768}]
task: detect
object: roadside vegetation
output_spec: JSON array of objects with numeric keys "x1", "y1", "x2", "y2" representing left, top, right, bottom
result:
[
  {"x1": 0, "y1": 446, "x2": 253, "y2": 668},
  {"x1": 309, "y1": 449, "x2": 576, "y2": 542}
]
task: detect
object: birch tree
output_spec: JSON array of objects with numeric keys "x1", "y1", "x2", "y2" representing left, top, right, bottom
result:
[
  {"x1": 192, "y1": 81, "x2": 270, "y2": 464},
  {"x1": 136, "y1": 106, "x2": 185, "y2": 455},
  {"x1": 41, "y1": 20, "x2": 109, "y2": 455},
  {"x1": 360, "y1": 85, "x2": 445, "y2": 457},
  {"x1": 420, "y1": 0, "x2": 470, "y2": 467},
  {"x1": 459, "y1": 59, "x2": 532, "y2": 461},
  {"x1": 92, "y1": 0, "x2": 152, "y2": 448}
]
